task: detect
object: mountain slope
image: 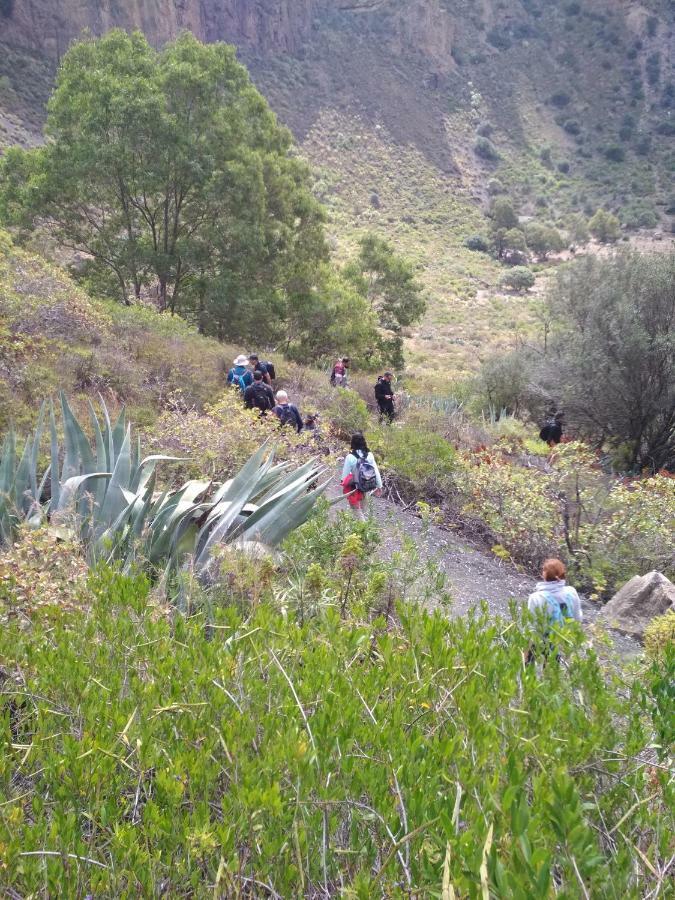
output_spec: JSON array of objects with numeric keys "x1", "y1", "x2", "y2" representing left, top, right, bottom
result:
[{"x1": 0, "y1": 0, "x2": 673, "y2": 374}]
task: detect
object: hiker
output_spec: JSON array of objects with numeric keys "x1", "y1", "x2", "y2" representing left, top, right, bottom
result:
[
  {"x1": 526, "y1": 558, "x2": 582, "y2": 664},
  {"x1": 330, "y1": 357, "x2": 350, "y2": 387},
  {"x1": 243, "y1": 370, "x2": 275, "y2": 414},
  {"x1": 375, "y1": 373, "x2": 395, "y2": 423},
  {"x1": 539, "y1": 412, "x2": 564, "y2": 448},
  {"x1": 341, "y1": 432, "x2": 382, "y2": 520},
  {"x1": 304, "y1": 412, "x2": 320, "y2": 431},
  {"x1": 227, "y1": 355, "x2": 253, "y2": 392},
  {"x1": 248, "y1": 353, "x2": 275, "y2": 385},
  {"x1": 273, "y1": 390, "x2": 303, "y2": 433}
]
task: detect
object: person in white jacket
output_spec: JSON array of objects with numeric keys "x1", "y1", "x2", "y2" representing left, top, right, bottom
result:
[
  {"x1": 528, "y1": 558, "x2": 583, "y2": 623},
  {"x1": 527, "y1": 558, "x2": 582, "y2": 664},
  {"x1": 341, "y1": 432, "x2": 382, "y2": 520}
]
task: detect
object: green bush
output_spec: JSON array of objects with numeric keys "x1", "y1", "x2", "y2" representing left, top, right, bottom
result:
[
  {"x1": 2, "y1": 552, "x2": 669, "y2": 897},
  {"x1": 325, "y1": 388, "x2": 370, "y2": 439},
  {"x1": 550, "y1": 91, "x2": 571, "y2": 108},
  {"x1": 500, "y1": 266, "x2": 535, "y2": 292},
  {"x1": 473, "y1": 136, "x2": 500, "y2": 161},
  {"x1": 372, "y1": 424, "x2": 455, "y2": 499},
  {"x1": 465, "y1": 234, "x2": 490, "y2": 252},
  {"x1": 603, "y1": 144, "x2": 625, "y2": 163},
  {"x1": 643, "y1": 610, "x2": 675, "y2": 659},
  {"x1": 588, "y1": 208, "x2": 621, "y2": 242}
]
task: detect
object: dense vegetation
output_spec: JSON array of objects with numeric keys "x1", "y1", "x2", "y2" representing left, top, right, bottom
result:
[
  {"x1": 1, "y1": 512, "x2": 672, "y2": 896},
  {"x1": 0, "y1": 32, "x2": 425, "y2": 369}
]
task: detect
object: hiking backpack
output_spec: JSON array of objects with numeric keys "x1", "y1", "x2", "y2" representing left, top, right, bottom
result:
[
  {"x1": 543, "y1": 591, "x2": 571, "y2": 626},
  {"x1": 250, "y1": 383, "x2": 273, "y2": 410},
  {"x1": 263, "y1": 361, "x2": 276, "y2": 381},
  {"x1": 354, "y1": 454, "x2": 378, "y2": 493},
  {"x1": 277, "y1": 405, "x2": 297, "y2": 428}
]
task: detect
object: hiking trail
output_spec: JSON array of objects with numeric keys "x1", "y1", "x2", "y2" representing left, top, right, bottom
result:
[{"x1": 329, "y1": 476, "x2": 641, "y2": 660}]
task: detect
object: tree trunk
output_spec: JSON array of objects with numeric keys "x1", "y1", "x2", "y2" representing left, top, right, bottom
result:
[{"x1": 158, "y1": 276, "x2": 167, "y2": 312}]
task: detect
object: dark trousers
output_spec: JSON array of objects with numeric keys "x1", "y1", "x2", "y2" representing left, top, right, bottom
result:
[{"x1": 378, "y1": 400, "x2": 395, "y2": 423}]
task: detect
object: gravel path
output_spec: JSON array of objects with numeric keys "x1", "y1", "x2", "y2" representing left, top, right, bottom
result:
[{"x1": 329, "y1": 476, "x2": 641, "y2": 660}]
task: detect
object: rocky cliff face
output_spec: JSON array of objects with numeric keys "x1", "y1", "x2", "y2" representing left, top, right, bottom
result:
[{"x1": 0, "y1": 0, "x2": 455, "y2": 64}]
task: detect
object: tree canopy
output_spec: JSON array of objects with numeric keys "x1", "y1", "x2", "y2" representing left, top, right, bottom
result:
[
  {"x1": 547, "y1": 251, "x2": 675, "y2": 472},
  {"x1": 344, "y1": 234, "x2": 426, "y2": 368},
  {"x1": 0, "y1": 30, "x2": 327, "y2": 345}
]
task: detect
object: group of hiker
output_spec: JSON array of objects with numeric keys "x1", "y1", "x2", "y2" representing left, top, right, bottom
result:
[
  {"x1": 227, "y1": 353, "x2": 312, "y2": 433},
  {"x1": 228, "y1": 353, "x2": 398, "y2": 431},
  {"x1": 226, "y1": 352, "x2": 579, "y2": 638}
]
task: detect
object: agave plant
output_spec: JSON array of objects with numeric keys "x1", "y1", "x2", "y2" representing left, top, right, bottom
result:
[
  {"x1": 1, "y1": 394, "x2": 330, "y2": 590},
  {"x1": 98, "y1": 443, "x2": 329, "y2": 582}
]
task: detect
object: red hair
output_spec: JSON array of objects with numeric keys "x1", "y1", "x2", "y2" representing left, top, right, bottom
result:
[{"x1": 542, "y1": 558, "x2": 566, "y2": 581}]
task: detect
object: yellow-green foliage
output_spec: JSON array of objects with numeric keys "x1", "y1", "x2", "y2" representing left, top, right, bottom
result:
[
  {"x1": 150, "y1": 396, "x2": 329, "y2": 485},
  {"x1": 644, "y1": 609, "x2": 675, "y2": 659},
  {"x1": 0, "y1": 527, "x2": 89, "y2": 619},
  {"x1": 372, "y1": 422, "x2": 456, "y2": 499},
  {"x1": 324, "y1": 388, "x2": 370, "y2": 438},
  {"x1": 455, "y1": 442, "x2": 675, "y2": 592},
  {"x1": 455, "y1": 449, "x2": 559, "y2": 566},
  {"x1": 577, "y1": 476, "x2": 675, "y2": 595}
]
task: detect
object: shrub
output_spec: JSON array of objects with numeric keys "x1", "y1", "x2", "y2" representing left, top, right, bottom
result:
[
  {"x1": 567, "y1": 213, "x2": 589, "y2": 244},
  {"x1": 557, "y1": 161, "x2": 570, "y2": 173},
  {"x1": 487, "y1": 177, "x2": 505, "y2": 195},
  {"x1": 550, "y1": 91, "x2": 571, "y2": 108},
  {"x1": 487, "y1": 27, "x2": 511, "y2": 50},
  {"x1": 464, "y1": 234, "x2": 490, "y2": 252},
  {"x1": 371, "y1": 423, "x2": 455, "y2": 500},
  {"x1": 476, "y1": 121, "x2": 494, "y2": 137},
  {"x1": 473, "y1": 136, "x2": 500, "y2": 161},
  {"x1": 324, "y1": 388, "x2": 370, "y2": 438},
  {"x1": 603, "y1": 144, "x2": 625, "y2": 163},
  {"x1": 644, "y1": 609, "x2": 675, "y2": 656},
  {"x1": 500, "y1": 266, "x2": 535, "y2": 292},
  {"x1": 0, "y1": 558, "x2": 670, "y2": 895},
  {"x1": 563, "y1": 119, "x2": 581, "y2": 135},
  {"x1": 646, "y1": 52, "x2": 661, "y2": 86},
  {"x1": 490, "y1": 197, "x2": 519, "y2": 230},
  {"x1": 525, "y1": 222, "x2": 564, "y2": 259},
  {"x1": 621, "y1": 203, "x2": 658, "y2": 229},
  {"x1": 476, "y1": 351, "x2": 533, "y2": 417},
  {"x1": 588, "y1": 208, "x2": 621, "y2": 242},
  {"x1": 546, "y1": 251, "x2": 675, "y2": 472}
]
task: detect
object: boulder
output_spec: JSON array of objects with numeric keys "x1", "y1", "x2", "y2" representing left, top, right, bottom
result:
[{"x1": 600, "y1": 571, "x2": 675, "y2": 640}]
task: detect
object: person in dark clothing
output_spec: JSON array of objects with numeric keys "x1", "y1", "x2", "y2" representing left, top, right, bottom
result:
[
  {"x1": 375, "y1": 372, "x2": 395, "y2": 423},
  {"x1": 539, "y1": 412, "x2": 564, "y2": 447},
  {"x1": 243, "y1": 370, "x2": 275, "y2": 413},
  {"x1": 248, "y1": 354, "x2": 273, "y2": 385},
  {"x1": 273, "y1": 391, "x2": 303, "y2": 433}
]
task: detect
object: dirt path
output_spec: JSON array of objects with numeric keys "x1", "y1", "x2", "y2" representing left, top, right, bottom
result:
[{"x1": 329, "y1": 476, "x2": 641, "y2": 659}]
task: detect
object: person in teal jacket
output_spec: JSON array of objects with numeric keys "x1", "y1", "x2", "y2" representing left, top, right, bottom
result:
[{"x1": 227, "y1": 354, "x2": 253, "y2": 392}]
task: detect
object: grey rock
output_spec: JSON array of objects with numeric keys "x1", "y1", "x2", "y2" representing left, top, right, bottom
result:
[{"x1": 600, "y1": 571, "x2": 675, "y2": 640}]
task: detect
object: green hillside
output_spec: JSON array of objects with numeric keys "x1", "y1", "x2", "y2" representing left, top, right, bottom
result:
[{"x1": 1, "y1": 0, "x2": 672, "y2": 373}]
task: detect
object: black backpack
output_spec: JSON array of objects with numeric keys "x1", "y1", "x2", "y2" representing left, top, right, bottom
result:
[
  {"x1": 250, "y1": 382, "x2": 273, "y2": 411},
  {"x1": 277, "y1": 405, "x2": 297, "y2": 428},
  {"x1": 539, "y1": 419, "x2": 554, "y2": 442},
  {"x1": 261, "y1": 360, "x2": 276, "y2": 381},
  {"x1": 355, "y1": 453, "x2": 378, "y2": 493}
]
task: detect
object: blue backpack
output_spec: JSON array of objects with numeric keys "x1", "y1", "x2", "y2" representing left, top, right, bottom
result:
[{"x1": 543, "y1": 591, "x2": 572, "y2": 626}]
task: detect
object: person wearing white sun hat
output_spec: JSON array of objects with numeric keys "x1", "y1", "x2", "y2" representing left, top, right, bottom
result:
[{"x1": 227, "y1": 354, "x2": 254, "y2": 392}]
